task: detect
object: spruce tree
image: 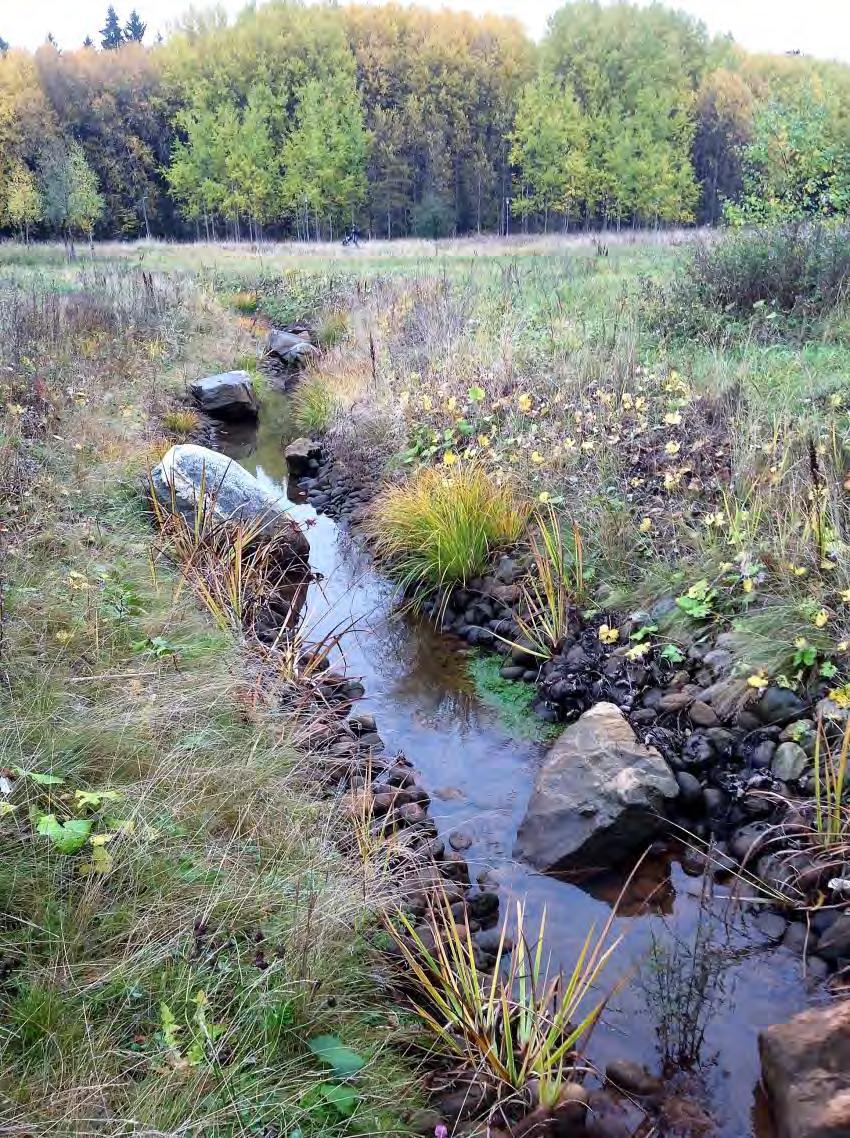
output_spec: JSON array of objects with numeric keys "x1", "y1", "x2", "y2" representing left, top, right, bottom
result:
[
  {"x1": 124, "y1": 10, "x2": 146, "y2": 43},
  {"x1": 83, "y1": 36, "x2": 95, "y2": 48},
  {"x1": 0, "y1": 36, "x2": 8, "y2": 54},
  {"x1": 100, "y1": 6, "x2": 124, "y2": 50}
]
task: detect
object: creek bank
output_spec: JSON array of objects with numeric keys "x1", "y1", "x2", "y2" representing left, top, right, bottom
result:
[
  {"x1": 191, "y1": 370, "x2": 840, "y2": 1138},
  {"x1": 288, "y1": 441, "x2": 849, "y2": 934}
]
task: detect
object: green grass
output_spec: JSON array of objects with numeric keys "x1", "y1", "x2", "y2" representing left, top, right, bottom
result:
[{"x1": 0, "y1": 266, "x2": 417, "y2": 1136}]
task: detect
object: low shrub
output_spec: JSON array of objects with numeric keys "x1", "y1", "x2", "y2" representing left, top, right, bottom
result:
[
  {"x1": 229, "y1": 290, "x2": 258, "y2": 315},
  {"x1": 369, "y1": 463, "x2": 528, "y2": 599},
  {"x1": 653, "y1": 223, "x2": 850, "y2": 340}
]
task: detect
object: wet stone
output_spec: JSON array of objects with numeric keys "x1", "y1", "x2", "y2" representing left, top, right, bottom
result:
[
  {"x1": 605, "y1": 1059, "x2": 663, "y2": 1097},
  {"x1": 756, "y1": 686, "x2": 807, "y2": 726},
  {"x1": 675, "y1": 770, "x2": 704, "y2": 810},
  {"x1": 449, "y1": 830, "x2": 473, "y2": 851},
  {"x1": 816, "y1": 913, "x2": 850, "y2": 960},
  {"x1": 754, "y1": 910, "x2": 789, "y2": 940}
]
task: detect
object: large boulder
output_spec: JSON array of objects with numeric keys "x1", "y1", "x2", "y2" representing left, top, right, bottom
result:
[
  {"x1": 514, "y1": 702, "x2": 678, "y2": 872},
  {"x1": 150, "y1": 444, "x2": 308, "y2": 564},
  {"x1": 188, "y1": 371, "x2": 259, "y2": 419},
  {"x1": 759, "y1": 1000, "x2": 850, "y2": 1138},
  {"x1": 266, "y1": 328, "x2": 318, "y2": 366}
]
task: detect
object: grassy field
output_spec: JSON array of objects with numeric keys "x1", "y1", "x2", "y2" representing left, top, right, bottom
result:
[
  {"x1": 1, "y1": 227, "x2": 849, "y2": 1135},
  {"x1": 0, "y1": 261, "x2": 418, "y2": 1135}
]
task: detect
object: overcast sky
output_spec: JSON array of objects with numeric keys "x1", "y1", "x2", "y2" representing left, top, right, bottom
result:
[{"x1": 4, "y1": 0, "x2": 850, "y2": 61}]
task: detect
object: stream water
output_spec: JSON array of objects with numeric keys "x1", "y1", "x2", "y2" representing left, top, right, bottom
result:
[{"x1": 218, "y1": 388, "x2": 814, "y2": 1138}]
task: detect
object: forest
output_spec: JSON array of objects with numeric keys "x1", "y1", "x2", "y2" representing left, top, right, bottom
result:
[{"x1": 0, "y1": 0, "x2": 849, "y2": 241}]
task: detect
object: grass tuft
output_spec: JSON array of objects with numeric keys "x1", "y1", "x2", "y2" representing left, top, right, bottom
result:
[
  {"x1": 161, "y1": 406, "x2": 201, "y2": 437},
  {"x1": 389, "y1": 885, "x2": 621, "y2": 1109},
  {"x1": 369, "y1": 463, "x2": 529, "y2": 600}
]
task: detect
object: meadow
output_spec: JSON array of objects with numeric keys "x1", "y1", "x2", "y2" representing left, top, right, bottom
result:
[{"x1": 1, "y1": 226, "x2": 849, "y2": 1137}]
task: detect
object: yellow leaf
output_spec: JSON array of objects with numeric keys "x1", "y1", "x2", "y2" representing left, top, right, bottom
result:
[
  {"x1": 638, "y1": 517, "x2": 652, "y2": 533},
  {"x1": 598, "y1": 624, "x2": 619, "y2": 645},
  {"x1": 517, "y1": 393, "x2": 532, "y2": 412}
]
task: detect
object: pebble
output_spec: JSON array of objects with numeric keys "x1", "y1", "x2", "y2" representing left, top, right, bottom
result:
[
  {"x1": 771, "y1": 741, "x2": 808, "y2": 781},
  {"x1": 605, "y1": 1059, "x2": 662, "y2": 1097},
  {"x1": 675, "y1": 770, "x2": 704, "y2": 810},
  {"x1": 689, "y1": 699, "x2": 719, "y2": 727},
  {"x1": 756, "y1": 685, "x2": 807, "y2": 726},
  {"x1": 754, "y1": 910, "x2": 789, "y2": 940},
  {"x1": 474, "y1": 926, "x2": 512, "y2": 955},
  {"x1": 659, "y1": 689, "x2": 696, "y2": 713},
  {"x1": 816, "y1": 913, "x2": 850, "y2": 960},
  {"x1": 781, "y1": 921, "x2": 811, "y2": 953},
  {"x1": 730, "y1": 821, "x2": 773, "y2": 863},
  {"x1": 449, "y1": 830, "x2": 473, "y2": 851}
]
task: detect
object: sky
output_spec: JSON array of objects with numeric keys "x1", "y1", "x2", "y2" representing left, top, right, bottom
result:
[{"x1": 4, "y1": 0, "x2": 850, "y2": 61}]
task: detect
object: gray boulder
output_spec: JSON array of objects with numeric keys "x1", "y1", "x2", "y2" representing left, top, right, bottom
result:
[
  {"x1": 760, "y1": 1000, "x2": 850, "y2": 1138},
  {"x1": 266, "y1": 328, "x2": 318, "y2": 366},
  {"x1": 514, "y1": 702, "x2": 678, "y2": 872},
  {"x1": 150, "y1": 444, "x2": 308, "y2": 565},
  {"x1": 188, "y1": 371, "x2": 259, "y2": 419}
]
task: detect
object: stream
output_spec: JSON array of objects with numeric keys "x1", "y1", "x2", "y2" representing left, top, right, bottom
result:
[{"x1": 218, "y1": 387, "x2": 813, "y2": 1138}]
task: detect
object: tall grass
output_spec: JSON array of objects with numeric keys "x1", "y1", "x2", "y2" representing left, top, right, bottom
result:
[
  {"x1": 510, "y1": 507, "x2": 584, "y2": 659},
  {"x1": 0, "y1": 267, "x2": 415, "y2": 1135},
  {"x1": 149, "y1": 477, "x2": 307, "y2": 637},
  {"x1": 369, "y1": 463, "x2": 529, "y2": 600},
  {"x1": 813, "y1": 716, "x2": 850, "y2": 849},
  {"x1": 390, "y1": 885, "x2": 621, "y2": 1109},
  {"x1": 292, "y1": 373, "x2": 341, "y2": 434}
]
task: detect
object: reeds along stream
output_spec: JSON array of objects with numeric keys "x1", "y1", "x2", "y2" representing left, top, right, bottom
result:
[{"x1": 217, "y1": 386, "x2": 812, "y2": 1138}]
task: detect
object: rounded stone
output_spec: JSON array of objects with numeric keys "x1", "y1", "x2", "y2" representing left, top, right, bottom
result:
[
  {"x1": 689, "y1": 699, "x2": 719, "y2": 727},
  {"x1": 675, "y1": 770, "x2": 704, "y2": 810},
  {"x1": 771, "y1": 741, "x2": 809, "y2": 782},
  {"x1": 449, "y1": 830, "x2": 473, "y2": 851}
]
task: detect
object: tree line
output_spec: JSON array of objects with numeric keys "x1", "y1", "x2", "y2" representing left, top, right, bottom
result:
[{"x1": 1, "y1": 0, "x2": 849, "y2": 243}]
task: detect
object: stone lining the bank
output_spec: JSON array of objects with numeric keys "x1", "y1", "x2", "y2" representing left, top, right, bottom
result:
[{"x1": 290, "y1": 439, "x2": 850, "y2": 1000}]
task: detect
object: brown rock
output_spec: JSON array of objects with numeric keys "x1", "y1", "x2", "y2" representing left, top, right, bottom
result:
[
  {"x1": 660, "y1": 1096, "x2": 715, "y2": 1136},
  {"x1": 689, "y1": 700, "x2": 719, "y2": 727},
  {"x1": 759, "y1": 999, "x2": 850, "y2": 1138},
  {"x1": 659, "y1": 689, "x2": 698, "y2": 713},
  {"x1": 605, "y1": 1058, "x2": 662, "y2": 1097}
]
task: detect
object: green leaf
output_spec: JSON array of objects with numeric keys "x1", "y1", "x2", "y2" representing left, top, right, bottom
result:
[
  {"x1": 15, "y1": 767, "x2": 64, "y2": 786},
  {"x1": 660, "y1": 644, "x2": 685, "y2": 664},
  {"x1": 308, "y1": 1033, "x2": 365, "y2": 1076},
  {"x1": 315, "y1": 1082, "x2": 358, "y2": 1118},
  {"x1": 467, "y1": 385, "x2": 485, "y2": 402},
  {"x1": 36, "y1": 813, "x2": 92, "y2": 854}
]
